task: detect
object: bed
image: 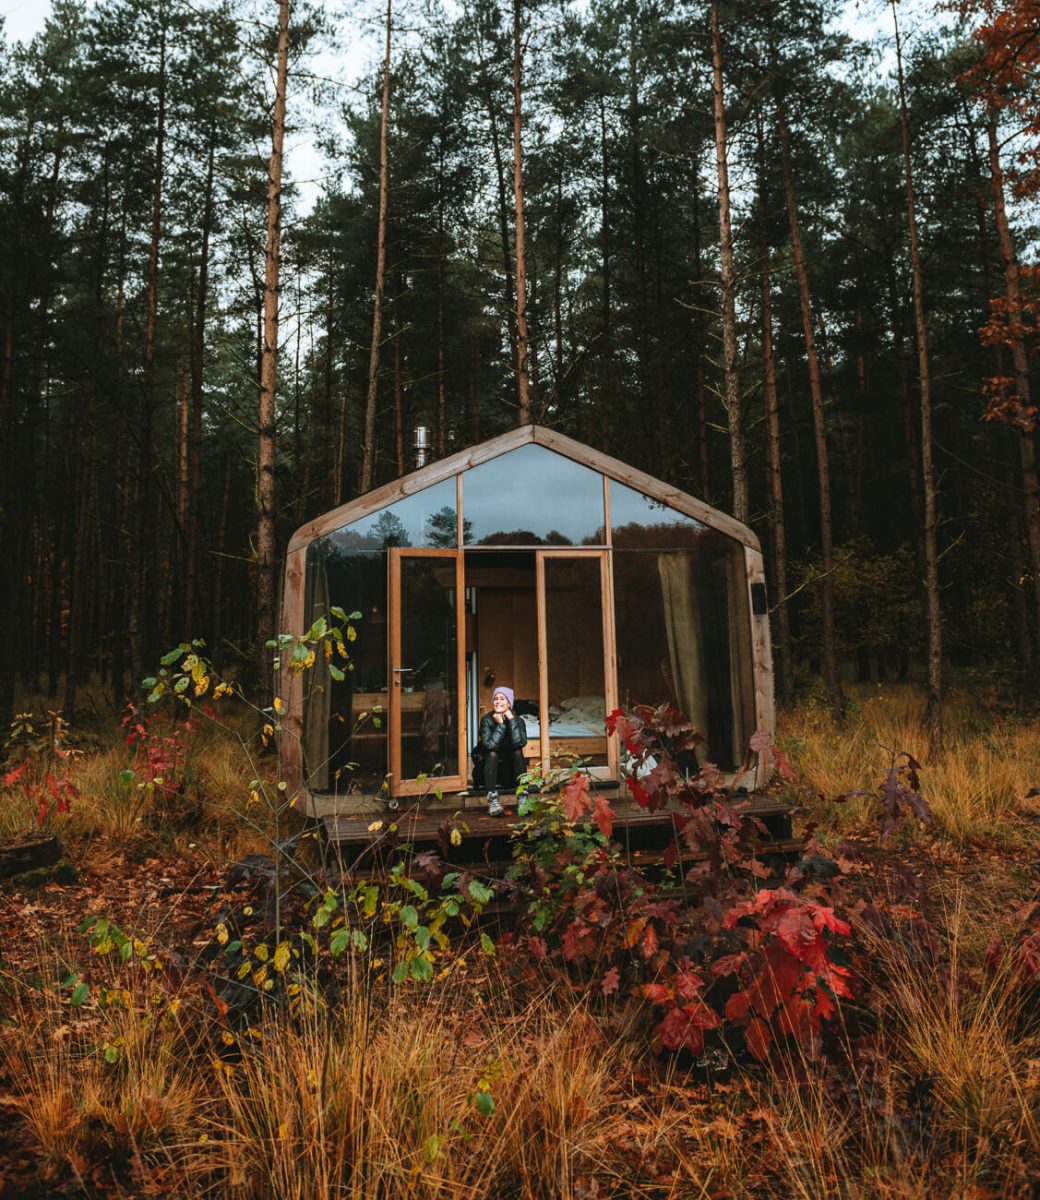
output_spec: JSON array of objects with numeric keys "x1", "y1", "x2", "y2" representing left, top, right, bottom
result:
[{"x1": 516, "y1": 697, "x2": 608, "y2": 764}]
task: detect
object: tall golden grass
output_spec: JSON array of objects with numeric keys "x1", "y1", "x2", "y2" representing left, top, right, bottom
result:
[{"x1": 779, "y1": 683, "x2": 1040, "y2": 842}]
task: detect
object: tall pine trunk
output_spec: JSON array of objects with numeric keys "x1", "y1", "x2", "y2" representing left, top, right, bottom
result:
[
  {"x1": 512, "y1": 0, "x2": 531, "y2": 424},
  {"x1": 361, "y1": 0, "x2": 392, "y2": 490},
  {"x1": 893, "y1": 0, "x2": 942, "y2": 747},
  {"x1": 130, "y1": 19, "x2": 167, "y2": 689},
  {"x1": 710, "y1": 0, "x2": 746, "y2": 523},
  {"x1": 987, "y1": 114, "x2": 1040, "y2": 679},
  {"x1": 757, "y1": 114, "x2": 791, "y2": 704},
  {"x1": 257, "y1": 0, "x2": 290, "y2": 697},
  {"x1": 776, "y1": 97, "x2": 844, "y2": 713}
]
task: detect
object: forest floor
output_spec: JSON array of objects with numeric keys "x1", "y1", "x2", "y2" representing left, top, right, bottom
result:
[{"x1": 1, "y1": 681, "x2": 1040, "y2": 1198}]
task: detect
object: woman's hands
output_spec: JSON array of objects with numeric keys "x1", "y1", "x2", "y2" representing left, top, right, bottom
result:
[{"x1": 492, "y1": 708, "x2": 515, "y2": 724}]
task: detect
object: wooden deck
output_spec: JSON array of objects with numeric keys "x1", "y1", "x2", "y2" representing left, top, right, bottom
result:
[{"x1": 322, "y1": 791, "x2": 794, "y2": 847}]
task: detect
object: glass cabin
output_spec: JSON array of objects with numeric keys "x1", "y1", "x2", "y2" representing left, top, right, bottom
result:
[{"x1": 280, "y1": 426, "x2": 774, "y2": 818}]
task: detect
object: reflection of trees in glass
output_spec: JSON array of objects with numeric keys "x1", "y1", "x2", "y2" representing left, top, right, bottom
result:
[
  {"x1": 425, "y1": 506, "x2": 471, "y2": 547},
  {"x1": 374, "y1": 511, "x2": 411, "y2": 547}
]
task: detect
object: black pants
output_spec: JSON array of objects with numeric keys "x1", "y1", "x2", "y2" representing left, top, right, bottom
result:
[{"x1": 482, "y1": 747, "x2": 527, "y2": 792}]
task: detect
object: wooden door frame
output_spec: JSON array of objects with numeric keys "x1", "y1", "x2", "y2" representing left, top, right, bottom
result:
[
  {"x1": 534, "y1": 548, "x2": 618, "y2": 781},
  {"x1": 388, "y1": 548, "x2": 467, "y2": 798}
]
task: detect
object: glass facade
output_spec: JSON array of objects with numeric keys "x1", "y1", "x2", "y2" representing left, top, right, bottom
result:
[
  {"x1": 462, "y1": 444, "x2": 606, "y2": 546},
  {"x1": 301, "y1": 448, "x2": 757, "y2": 792}
]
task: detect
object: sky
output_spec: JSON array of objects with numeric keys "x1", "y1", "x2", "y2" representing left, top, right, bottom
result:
[{"x1": 1, "y1": 0, "x2": 949, "y2": 215}]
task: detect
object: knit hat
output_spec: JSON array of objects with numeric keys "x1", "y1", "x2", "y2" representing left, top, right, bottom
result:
[{"x1": 493, "y1": 686, "x2": 514, "y2": 708}]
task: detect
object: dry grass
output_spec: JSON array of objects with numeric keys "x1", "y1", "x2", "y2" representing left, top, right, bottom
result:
[{"x1": 779, "y1": 683, "x2": 1040, "y2": 842}]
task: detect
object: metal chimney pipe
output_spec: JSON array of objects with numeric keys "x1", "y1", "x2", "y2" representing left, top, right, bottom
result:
[{"x1": 413, "y1": 425, "x2": 430, "y2": 469}]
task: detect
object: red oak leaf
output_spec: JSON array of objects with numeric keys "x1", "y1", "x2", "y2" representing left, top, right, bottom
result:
[
  {"x1": 561, "y1": 774, "x2": 592, "y2": 822},
  {"x1": 745, "y1": 1016, "x2": 771, "y2": 1061},
  {"x1": 601, "y1": 966, "x2": 621, "y2": 997},
  {"x1": 593, "y1": 793, "x2": 614, "y2": 838}
]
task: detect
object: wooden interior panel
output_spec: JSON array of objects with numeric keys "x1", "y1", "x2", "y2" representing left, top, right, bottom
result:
[{"x1": 475, "y1": 586, "x2": 538, "y2": 713}]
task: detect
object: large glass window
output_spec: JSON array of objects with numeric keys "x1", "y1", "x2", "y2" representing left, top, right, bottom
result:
[
  {"x1": 463, "y1": 444, "x2": 606, "y2": 546},
  {"x1": 610, "y1": 480, "x2": 707, "y2": 547},
  {"x1": 303, "y1": 544, "x2": 389, "y2": 796},
  {"x1": 323, "y1": 479, "x2": 459, "y2": 553},
  {"x1": 613, "y1": 538, "x2": 754, "y2": 771}
]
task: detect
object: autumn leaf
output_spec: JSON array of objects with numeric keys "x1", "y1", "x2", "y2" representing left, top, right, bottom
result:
[
  {"x1": 601, "y1": 966, "x2": 621, "y2": 997},
  {"x1": 592, "y1": 793, "x2": 614, "y2": 837},
  {"x1": 745, "y1": 1016, "x2": 771, "y2": 1061},
  {"x1": 560, "y1": 773, "x2": 592, "y2": 822}
]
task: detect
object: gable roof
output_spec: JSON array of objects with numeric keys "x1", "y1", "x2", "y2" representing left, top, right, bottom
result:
[{"x1": 287, "y1": 424, "x2": 760, "y2": 554}]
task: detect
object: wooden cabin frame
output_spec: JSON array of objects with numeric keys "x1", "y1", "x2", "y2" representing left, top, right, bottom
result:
[{"x1": 280, "y1": 425, "x2": 775, "y2": 823}]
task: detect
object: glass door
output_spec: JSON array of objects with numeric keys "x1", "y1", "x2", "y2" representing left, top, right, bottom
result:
[
  {"x1": 535, "y1": 550, "x2": 617, "y2": 781},
  {"x1": 389, "y1": 549, "x2": 466, "y2": 797}
]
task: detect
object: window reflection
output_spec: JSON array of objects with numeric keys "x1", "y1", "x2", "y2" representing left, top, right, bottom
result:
[
  {"x1": 463, "y1": 444, "x2": 606, "y2": 546},
  {"x1": 303, "y1": 544, "x2": 388, "y2": 794},
  {"x1": 609, "y1": 481, "x2": 707, "y2": 548},
  {"x1": 613, "y1": 543, "x2": 754, "y2": 771},
  {"x1": 324, "y1": 479, "x2": 458, "y2": 552}
]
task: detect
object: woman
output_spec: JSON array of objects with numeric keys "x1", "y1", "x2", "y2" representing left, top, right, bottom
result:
[{"x1": 472, "y1": 686, "x2": 527, "y2": 817}]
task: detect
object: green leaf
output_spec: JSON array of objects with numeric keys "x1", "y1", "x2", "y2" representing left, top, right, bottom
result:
[
  {"x1": 441, "y1": 873, "x2": 460, "y2": 889},
  {"x1": 328, "y1": 663, "x2": 345, "y2": 682},
  {"x1": 468, "y1": 881, "x2": 494, "y2": 905},
  {"x1": 421, "y1": 1134, "x2": 445, "y2": 1163},
  {"x1": 348, "y1": 611, "x2": 362, "y2": 621},
  {"x1": 330, "y1": 606, "x2": 347, "y2": 621},
  {"x1": 399, "y1": 905, "x2": 419, "y2": 930},
  {"x1": 118, "y1": 769, "x2": 135, "y2": 789},
  {"x1": 160, "y1": 647, "x2": 185, "y2": 666},
  {"x1": 141, "y1": 677, "x2": 156, "y2": 688},
  {"x1": 475, "y1": 1091, "x2": 495, "y2": 1117},
  {"x1": 480, "y1": 932, "x2": 496, "y2": 957},
  {"x1": 414, "y1": 926, "x2": 431, "y2": 951},
  {"x1": 410, "y1": 956, "x2": 433, "y2": 982},
  {"x1": 307, "y1": 616, "x2": 328, "y2": 640},
  {"x1": 104, "y1": 1045, "x2": 119, "y2": 1064},
  {"x1": 351, "y1": 930, "x2": 368, "y2": 952},
  {"x1": 173, "y1": 676, "x2": 190, "y2": 694},
  {"x1": 391, "y1": 959, "x2": 410, "y2": 984},
  {"x1": 329, "y1": 928, "x2": 349, "y2": 957},
  {"x1": 70, "y1": 982, "x2": 89, "y2": 1007}
]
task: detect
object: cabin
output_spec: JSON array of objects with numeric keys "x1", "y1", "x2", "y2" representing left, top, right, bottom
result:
[{"x1": 280, "y1": 425, "x2": 779, "y2": 848}]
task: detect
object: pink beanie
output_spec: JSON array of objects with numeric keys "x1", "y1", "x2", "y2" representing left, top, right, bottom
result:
[{"x1": 493, "y1": 686, "x2": 514, "y2": 708}]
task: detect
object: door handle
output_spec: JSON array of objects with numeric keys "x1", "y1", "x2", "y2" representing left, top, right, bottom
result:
[{"x1": 393, "y1": 667, "x2": 413, "y2": 673}]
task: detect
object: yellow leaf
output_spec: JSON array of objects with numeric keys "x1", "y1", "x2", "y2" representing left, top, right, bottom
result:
[
  {"x1": 346, "y1": 627, "x2": 357, "y2": 642},
  {"x1": 273, "y1": 696, "x2": 284, "y2": 712},
  {"x1": 273, "y1": 942, "x2": 290, "y2": 973},
  {"x1": 216, "y1": 923, "x2": 229, "y2": 946},
  {"x1": 254, "y1": 944, "x2": 269, "y2": 962}
]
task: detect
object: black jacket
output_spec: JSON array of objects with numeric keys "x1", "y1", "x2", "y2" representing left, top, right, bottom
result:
[{"x1": 475, "y1": 711, "x2": 528, "y2": 755}]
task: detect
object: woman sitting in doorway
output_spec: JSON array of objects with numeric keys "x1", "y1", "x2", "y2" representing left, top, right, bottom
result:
[{"x1": 472, "y1": 686, "x2": 527, "y2": 817}]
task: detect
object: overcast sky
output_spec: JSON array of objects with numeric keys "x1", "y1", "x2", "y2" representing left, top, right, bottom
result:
[{"x1": 3, "y1": 0, "x2": 937, "y2": 216}]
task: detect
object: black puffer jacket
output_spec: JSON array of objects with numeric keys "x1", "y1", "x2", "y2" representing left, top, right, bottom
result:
[{"x1": 475, "y1": 711, "x2": 528, "y2": 754}]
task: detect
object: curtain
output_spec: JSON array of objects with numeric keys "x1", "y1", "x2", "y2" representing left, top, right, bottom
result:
[
  {"x1": 303, "y1": 560, "x2": 332, "y2": 792},
  {"x1": 657, "y1": 552, "x2": 709, "y2": 764}
]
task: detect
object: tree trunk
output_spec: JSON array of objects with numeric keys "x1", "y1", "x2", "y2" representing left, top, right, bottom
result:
[
  {"x1": 757, "y1": 114, "x2": 792, "y2": 704},
  {"x1": 776, "y1": 97, "x2": 844, "y2": 713},
  {"x1": 893, "y1": 0, "x2": 943, "y2": 748},
  {"x1": 360, "y1": 0, "x2": 392, "y2": 491},
  {"x1": 711, "y1": 0, "x2": 746, "y2": 524},
  {"x1": 187, "y1": 130, "x2": 212, "y2": 636},
  {"x1": 987, "y1": 115, "x2": 1040, "y2": 678},
  {"x1": 512, "y1": 0, "x2": 531, "y2": 424},
  {"x1": 598, "y1": 95, "x2": 612, "y2": 450},
  {"x1": 130, "y1": 18, "x2": 167, "y2": 688},
  {"x1": 393, "y1": 288, "x2": 405, "y2": 476},
  {"x1": 256, "y1": 0, "x2": 291, "y2": 696}
]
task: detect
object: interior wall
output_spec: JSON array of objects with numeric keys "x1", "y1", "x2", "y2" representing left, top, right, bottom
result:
[{"x1": 475, "y1": 587, "x2": 538, "y2": 713}]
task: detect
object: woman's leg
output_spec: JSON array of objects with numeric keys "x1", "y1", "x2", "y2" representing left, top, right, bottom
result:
[
  {"x1": 510, "y1": 748, "x2": 526, "y2": 786},
  {"x1": 482, "y1": 750, "x2": 500, "y2": 792}
]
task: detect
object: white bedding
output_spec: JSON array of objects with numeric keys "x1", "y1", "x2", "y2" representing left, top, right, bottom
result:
[{"x1": 521, "y1": 716, "x2": 603, "y2": 741}]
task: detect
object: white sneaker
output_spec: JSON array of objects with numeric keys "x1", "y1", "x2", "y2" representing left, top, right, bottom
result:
[{"x1": 487, "y1": 791, "x2": 504, "y2": 817}]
